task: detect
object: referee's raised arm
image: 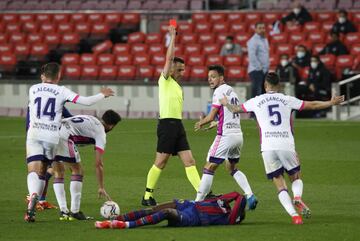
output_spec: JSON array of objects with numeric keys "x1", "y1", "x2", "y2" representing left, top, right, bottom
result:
[{"x1": 163, "y1": 25, "x2": 176, "y2": 79}]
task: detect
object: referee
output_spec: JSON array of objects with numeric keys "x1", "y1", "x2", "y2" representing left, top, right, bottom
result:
[{"x1": 141, "y1": 24, "x2": 201, "y2": 206}]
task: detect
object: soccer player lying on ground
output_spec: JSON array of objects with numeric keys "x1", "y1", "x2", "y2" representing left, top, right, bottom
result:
[
  {"x1": 220, "y1": 72, "x2": 345, "y2": 224},
  {"x1": 52, "y1": 110, "x2": 121, "y2": 220},
  {"x1": 95, "y1": 192, "x2": 246, "y2": 229}
]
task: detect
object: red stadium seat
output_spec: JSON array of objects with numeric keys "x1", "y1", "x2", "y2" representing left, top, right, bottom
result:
[
  {"x1": 303, "y1": 22, "x2": 320, "y2": 33},
  {"x1": 0, "y1": 53, "x2": 16, "y2": 72},
  {"x1": 180, "y1": 33, "x2": 198, "y2": 44},
  {"x1": 178, "y1": 22, "x2": 194, "y2": 33},
  {"x1": 97, "y1": 54, "x2": 114, "y2": 66},
  {"x1": 336, "y1": 55, "x2": 354, "y2": 78},
  {"x1": 131, "y1": 43, "x2": 148, "y2": 54},
  {"x1": 6, "y1": 23, "x2": 21, "y2": 33},
  {"x1": 9, "y1": 33, "x2": 26, "y2": 44},
  {"x1": 118, "y1": 65, "x2": 136, "y2": 80},
  {"x1": 270, "y1": 33, "x2": 288, "y2": 44},
  {"x1": 190, "y1": 66, "x2": 207, "y2": 81},
  {"x1": 216, "y1": 34, "x2": 230, "y2": 44},
  {"x1": 234, "y1": 33, "x2": 251, "y2": 46},
  {"x1": 184, "y1": 44, "x2": 201, "y2": 55},
  {"x1": 319, "y1": 54, "x2": 336, "y2": 69},
  {"x1": 151, "y1": 54, "x2": 165, "y2": 65},
  {"x1": 145, "y1": 33, "x2": 162, "y2": 44},
  {"x1": 53, "y1": 13, "x2": 70, "y2": 24},
  {"x1": 175, "y1": 45, "x2": 184, "y2": 55},
  {"x1": 87, "y1": 13, "x2": 104, "y2": 24},
  {"x1": 36, "y1": 14, "x2": 52, "y2": 23},
  {"x1": 104, "y1": 13, "x2": 122, "y2": 28},
  {"x1": 121, "y1": 13, "x2": 140, "y2": 25},
  {"x1": 92, "y1": 40, "x2": 113, "y2": 54},
  {"x1": 276, "y1": 44, "x2": 293, "y2": 55},
  {"x1": 133, "y1": 54, "x2": 150, "y2": 65},
  {"x1": 322, "y1": 21, "x2": 334, "y2": 32},
  {"x1": 209, "y1": 12, "x2": 226, "y2": 22},
  {"x1": 62, "y1": 53, "x2": 80, "y2": 65},
  {"x1": 137, "y1": 65, "x2": 154, "y2": 79},
  {"x1": 227, "y1": 13, "x2": 244, "y2": 22},
  {"x1": 202, "y1": 44, "x2": 220, "y2": 55},
  {"x1": 344, "y1": 33, "x2": 360, "y2": 47},
  {"x1": 60, "y1": 33, "x2": 80, "y2": 50},
  {"x1": 154, "y1": 65, "x2": 163, "y2": 78},
  {"x1": 269, "y1": 55, "x2": 279, "y2": 69},
  {"x1": 80, "y1": 54, "x2": 96, "y2": 65},
  {"x1": 113, "y1": 43, "x2": 130, "y2": 55},
  {"x1": 307, "y1": 32, "x2": 325, "y2": 44},
  {"x1": 351, "y1": 12, "x2": 360, "y2": 23},
  {"x1": 313, "y1": 43, "x2": 325, "y2": 54},
  {"x1": 81, "y1": 65, "x2": 99, "y2": 80},
  {"x1": 262, "y1": 12, "x2": 280, "y2": 23},
  {"x1": 298, "y1": 67, "x2": 309, "y2": 80},
  {"x1": 212, "y1": 22, "x2": 229, "y2": 33},
  {"x1": 192, "y1": 13, "x2": 209, "y2": 23},
  {"x1": 244, "y1": 13, "x2": 262, "y2": 23},
  {"x1": 350, "y1": 44, "x2": 360, "y2": 56},
  {"x1": 22, "y1": 22, "x2": 38, "y2": 33},
  {"x1": 315, "y1": 12, "x2": 335, "y2": 22},
  {"x1": 194, "y1": 22, "x2": 212, "y2": 33},
  {"x1": 29, "y1": 43, "x2": 49, "y2": 61},
  {"x1": 148, "y1": 44, "x2": 165, "y2": 55},
  {"x1": 230, "y1": 22, "x2": 248, "y2": 33},
  {"x1": 127, "y1": 31, "x2": 145, "y2": 44},
  {"x1": 91, "y1": 23, "x2": 110, "y2": 40},
  {"x1": 14, "y1": 44, "x2": 30, "y2": 61},
  {"x1": 70, "y1": 13, "x2": 87, "y2": 23},
  {"x1": 62, "y1": 65, "x2": 81, "y2": 80},
  {"x1": 2, "y1": 14, "x2": 18, "y2": 24},
  {"x1": 289, "y1": 34, "x2": 305, "y2": 46},
  {"x1": 198, "y1": 33, "x2": 215, "y2": 44},
  {"x1": 227, "y1": 66, "x2": 246, "y2": 81},
  {"x1": 206, "y1": 55, "x2": 223, "y2": 65},
  {"x1": 0, "y1": 33, "x2": 8, "y2": 44},
  {"x1": 115, "y1": 54, "x2": 132, "y2": 65},
  {"x1": 57, "y1": 23, "x2": 74, "y2": 34},
  {"x1": 284, "y1": 24, "x2": 302, "y2": 33},
  {"x1": 74, "y1": 22, "x2": 91, "y2": 38},
  {"x1": 187, "y1": 55, "x2": 205, "y2": 66},
  {"x1": 39, "y1": 23, "x2": 56, "y2": 33},
  {"x1": 224, "y1": 55, "x2": 242, "y2": 67},
  {"x1": 98, "y1": 65, "x2": 117, "y2": 80}
]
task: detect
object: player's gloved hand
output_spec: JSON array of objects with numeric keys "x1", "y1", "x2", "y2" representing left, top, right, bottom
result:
[
  {"x1": 98, "y1": 188, "x2": 111, "y2": 201},
  {"x1": 100, "y1": 87, "x2": 115, "y2": 98}
]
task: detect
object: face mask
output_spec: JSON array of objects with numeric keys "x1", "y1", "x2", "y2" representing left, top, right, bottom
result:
[
  {"x1": 280, "y1": 59, "x2": 288, "y2": 67},
  {"x1": 225, "y1": 43, "x2": 233, "y2": 50},
  {"x1": 338, "y1": 17, "x2": 346, "y2": 24},
  {"x1": 310, "y1": 62, "x2": 318, "y2": 69},
  {"x1": 293, "y1": 8, "x2": 301, "y2": 15},
  {"x1": 297, "y1": 51, "x2": 305, "y2": 58}
]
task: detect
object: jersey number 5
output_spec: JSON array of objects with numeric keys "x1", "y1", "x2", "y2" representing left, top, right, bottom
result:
[
  {"x1": 34, "y1": 97, "x2": 56, "y2": 120},
  {"x1": 268, "y1": 104, "x2": 282, "y2": 126}
]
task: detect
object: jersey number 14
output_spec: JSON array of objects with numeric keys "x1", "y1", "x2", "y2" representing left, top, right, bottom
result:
[{"x1": 34, "y1": 97, "x2": 56, "y2": 120}]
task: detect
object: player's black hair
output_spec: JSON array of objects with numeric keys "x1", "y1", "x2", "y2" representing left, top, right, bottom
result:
[
  {"x1": 208, "y1": 64, "x2": 225, "y2": 77},
  {"x1": 173, "y1": 57, "x2": 185, "y2": 64},
  {"x1": 226, "y1": 36, "x2": 234, "y2": 41},
  {"x1": 339, "y1": 9, "x2": 348, "y2": 16},
  {"x1": 265, "y1": 72, "x2": 280, "y2": 86},
  {"x1": 102, "y1": 110, "x2": 121, "y2": 126},
  {"x1": 255, "y1": 21, "x2": 265, "y2": 28},
  {"x1": 40, "y1": 62, "x2": 60, "y2": 80}
]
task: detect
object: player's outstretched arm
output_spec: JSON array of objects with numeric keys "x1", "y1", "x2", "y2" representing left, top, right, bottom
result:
[
  {"x1": 95, "y1": 150, "x2": 111, "y2": 201},
  {"x1": 194, "y1": 108, "x2": 218, "y2": 131},
  {"x1": 74, "y1": 87, "x2": 114, "y2": 106},
  {"x1": 219, "y1": 94, "x2": 243, "y2": 113},
  {"x1": 163, "y1": 25, "x2": 176, "y2": 79},
  {"x1": 303, "y1": 95, "x2": 345, "y2": 110}
]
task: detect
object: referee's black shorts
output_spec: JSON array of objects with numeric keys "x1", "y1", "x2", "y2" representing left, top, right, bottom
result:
[{"x1": 157, "y1": 118, "x2": 190, "y2": 155}]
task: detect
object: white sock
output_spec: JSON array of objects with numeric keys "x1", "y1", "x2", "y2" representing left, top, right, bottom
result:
[
  {"x1": 292, "y1": 179, "x2": 303, "y2": 198},
  {"x1": 53, "y1": 179, "x2": 68, "y2": 213},
  {"x1": 278, "y1": 189, "x2": 298, "y2": 217},
  {"x1": 27, "y1": 172, "x2": 44, "y2": 196},
  {"x1": 195, "y1": 171, "x2": 214, "y2": 201},
  {"x1": 232, "y1": 170, "x2": 253, "y2": 197},
  {"x1": 70, "y1": 180, "x2": 83, "y2": 213}
]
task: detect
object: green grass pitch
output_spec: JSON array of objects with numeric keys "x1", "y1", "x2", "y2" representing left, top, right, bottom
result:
[{"x1": 0, "y1": 117, "x2": 359, "y2": 241}]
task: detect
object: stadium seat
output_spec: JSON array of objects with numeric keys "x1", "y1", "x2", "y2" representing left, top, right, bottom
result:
[
  {"x1": 60, "y1": 33, "x2": 80, "y2": 50},
  {"x1": 303, "y1": 22, "x2": 321, "y2": 33},
  {"x1": 344, "y1": 33, "x2": 360, "y2": 47},
  {"x1": 9, "y1": 33, "x2": 26, "y2": 44},
  {"x1": 42, "y1": 33, "x2": 60, "y2": 48},
  {"x1": 180, "y1": 33, "x2": 198, "y2": 44},
  {"x1": 209, "y1": 12, "x2": 226, "y2": 22},
  {"x1": 145, "y1": 33, "x2": 162, "y2": 44},
  {"x1": 113, "y1": 43, "x2": 130, "y2": 55},
  {"x1": 276, "y1": 44, "x2": 293, "y2": 55},
  {"x1": 269, "y1": 55, "x2": 279, "y2": 69},
  {"x1": 175, "y1": 45, "x2": 184, "y2": 55},
  {"x1": 97, "y1": 53, "x2": 114, "y2": 66},
  {"x1": 206, "y1": 55, "x2": 223, "y2": 65},
  {"x1": 35, "y1": 13, "x2": 52, "y2": 23},
  {"x1": 91, "y1": 23, "x2": 110, "y2": 40},
  {"x1": 234, "y1": 33, "x2": 251, "y2": 46},
  {"x1": 322, "y1": 21, "x2": 334, "y2": 32},
  {"x1": 70, "y1": 13, "x2": 87, "y2": 23},
  {"x1": 115, "y1": 54, "x2": 132, "y2": 65},
  {"x1": 98, "y1": 65, "x2": 117, "y2": 80},
  {"x1": 6, "y1": 23, "x2": 21, "y2": 33},
  {"x1": 151, "y1": 54, "x2": 165, "y2": 65},
  {"x1": 128, "y1": 31, "x2": 145, "y2": 43},
  {"x1": 53, "y1": 13, "x2": 70, "y2": 24},
  {"x1": 0, "y1": 53, "x2": 16, "y2": 72},
  {"x1": 270, "y1": 33, "x2": 288, "y2": 44},
  {"x1": 81, "y1": 65, "x2": 99, "y2": 80},
  {"x1": 192, "y1": 12, "x2": 209, "y2": 23},
  {"x1": 216, "y1": 34, "x2": 230, "y2": 44},
  {"x1": 284, "y1": 24, "x2": 302, "y2": 33},
  {"x1": 262, "y1": 12, "x2": 280, "y2": 23},
  {"x1": 148, "y1": 44, "x2": 165, "y2": 55},
  {"x1": 314, "y1": 12, "x2": 335, "y2": 22},
  {"x1": 121, "y1": 13, "x2": 140, "y2": 26},
  {"x1": 62, "y1": 65, "x2": 81, "y2": 80},
  {"x1": 29, "y1": 43, "x2": 49, "y2": 61},
  {"x1": 194, "y1": 22, "x2": 212, "y2": 33},
  {"x1": 118, "y1": 65, "x2": 136, "y2": 80},
  {"x1": 224, "y1": 55, "x2": 242, "y2": 67},
  {"x1": 154, "y1": 65, "x2": 163, "y2": 78},
  {"x1": 137, "y1": 65, "x2": 154, "y2": 80},
  {"x1": 57, "y1": 23, "x2": 74, "y2": 34},
  {"x1": 298, "y1": 67, "x2": 310, "y2": 80},
  {"x1": 74, "y1": 22, "x2": 91, "y2": 38},
  {"x1": 227, "y1": 12, "x2": 244, "y2": 22},
  {"x1": 350, "y1": 43, "x2": 360, "y2": 56},
  {"x1": 133, "y1": 54, "x2": 150, "y2": 65},
  {"x1": 184, "y1": 44, "x2": 201, "y2": 55},
  {"x1": 0, "y1": 44, "x2": 13, "y2": 54},
  {"x1": 230, "y1": 22, "x2": 248, "y2": 33},
  {"x1": 244, "y1": 13, "x2": 262, "y2": 23},
  {"x1": 0, "y1": 34, "x2": 8, "y2": 44},
  {"x1": 14, "y1": 44, "x2": 30, "y2": 61},
  {"x1": 202, "y1": 44, "x2": 220, "y2": 55},
  {"x1": 80, "y1": 54, "x2": 96, "y2": 65},
  {"x1": 178, "y1": 22, "x2": 194, "y2": 33},
  {"x1": 336, "y1": 55, "x2": 354, "y2": 78},
  {"x1": 62, "y1": 53, "x2": 80, "y2": 65},
  {"x1": 104, "y1": 13, "x2": 122, "y2": 28},
  {"x1": 22, "y1": 22, "x2": 39, "y2": 33},
  {"x1": 2, "y1": 14, "x2": 18, "y2": 24},
  {"x1": 131, "y1": 43, "x2": 148, "y2": 54},
  {"x1": 92, "y1": 40, "x2": 113, "y2": 54},
  {"x1": 319, "y1": 54, "x2": 336, "y2": 69},
  {"x1": 313, "y1": 43, "x2": 325, "y2": 54},
  {"x1": 190, "y1": 66, "x2": 207, "y2": 81},
  {"x1": 212, "y1": 22, "x2": 229, "y2": 33},
  {"x1": 307, "y1": 32, "x2": 325, "y2": 44},
  {"x1": 39, "y1": 23, "x2": 56, "y2": 34},
  {"x1": 187, "y1": 55, "x2": 205, "y2": 66},
  {"x1": 351, "y1": 12, "x2": 360, "y2": 23},
  {"x1": 227, "y1": 66, "x2": 246, "y2": 81},
  {"x1": 198, "y1": 33, "x2": 215, "y2": 44},
  {"x1": 87, "y1": 13, "x2": 104, "y2": 24}
]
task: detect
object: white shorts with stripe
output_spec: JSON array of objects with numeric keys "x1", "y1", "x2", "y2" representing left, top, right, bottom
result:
[
  {"x1": 207, "y1": 133, "x2": 243, "y2": 164},
  {"x1": 261, "y1": 150, "x2": 300, "y2": 179},
  {"x1": 55, "y1": 138, "x2": 81, "y2": 163},
  {"x1": 26, "y1": 139, "x2": 57, "y2": 163}
]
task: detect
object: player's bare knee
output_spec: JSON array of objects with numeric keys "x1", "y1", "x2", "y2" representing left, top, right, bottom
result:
[
  {"x1": 204, "y1": 162, "x2": 218, "y2": 172},
  {"x1": 289, "y1": 172, "x2": 301, "y2": 182},
  {"x1": 69, "y1": 163, "x2": 83, "y2": 175}
]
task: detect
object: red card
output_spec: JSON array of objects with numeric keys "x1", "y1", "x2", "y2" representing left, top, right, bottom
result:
[{"x1": 169, "y1": 19, "x2": 177, "y2": 27}]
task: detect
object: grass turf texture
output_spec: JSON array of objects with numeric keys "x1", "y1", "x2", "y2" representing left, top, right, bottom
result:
[{"x1": 0, "y1": 117, "x2": 359, "y2": 241}]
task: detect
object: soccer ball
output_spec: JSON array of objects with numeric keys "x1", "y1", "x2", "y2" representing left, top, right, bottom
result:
[{"x1": 100, "y1": 201, "x2": 120, "y2": 219}]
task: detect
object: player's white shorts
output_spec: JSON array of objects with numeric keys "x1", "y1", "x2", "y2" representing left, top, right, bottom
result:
[
  {"x1": 26, "y1": 139, "x2": 57, "y2": 163},
  {"x1": 55, "y1": 138, "x2": 81, "y2": 163},
  {"x1": 207, "y1": 133, "x2": 243, "y2": 164},
  {"x1": 261, "y1": 150, "x2": 300, "y2": 179}
]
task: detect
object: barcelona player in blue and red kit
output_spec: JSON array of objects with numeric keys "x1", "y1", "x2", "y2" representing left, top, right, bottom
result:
[{"x1": 95, "y1": 192, "x2": 246, "y2": 229}]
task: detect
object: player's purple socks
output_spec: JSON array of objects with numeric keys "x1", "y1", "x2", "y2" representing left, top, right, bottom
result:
[
  {"x1": 127, "y1": 211, "x2": 166, "y2": 228},
  {"x1": 117, "y1": 209, "x2": 151, "y2": 221}
]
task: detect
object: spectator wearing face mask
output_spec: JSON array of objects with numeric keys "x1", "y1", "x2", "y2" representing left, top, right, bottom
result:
[
  {"x1": 275, "y1": 54, "x2": 300, "y2": 84},
  {"x1": 332, "y1": 9, "x2": 357, "y2": 34},
  {"x1": 292, "y1": 45, "x2": 311, "y2": 69},
  {"x1": 319, "y1": 31, "x2": 349, "y2": 56},
  {"x1": 220, "y1": 36, "x2": 242, "y2": 56},
  {"x1": 281, "y1": 2, "x2": 312, "y2": 26},
  {"x1": 308, "y1": 56, "x2": 333, "y2": 101}
]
